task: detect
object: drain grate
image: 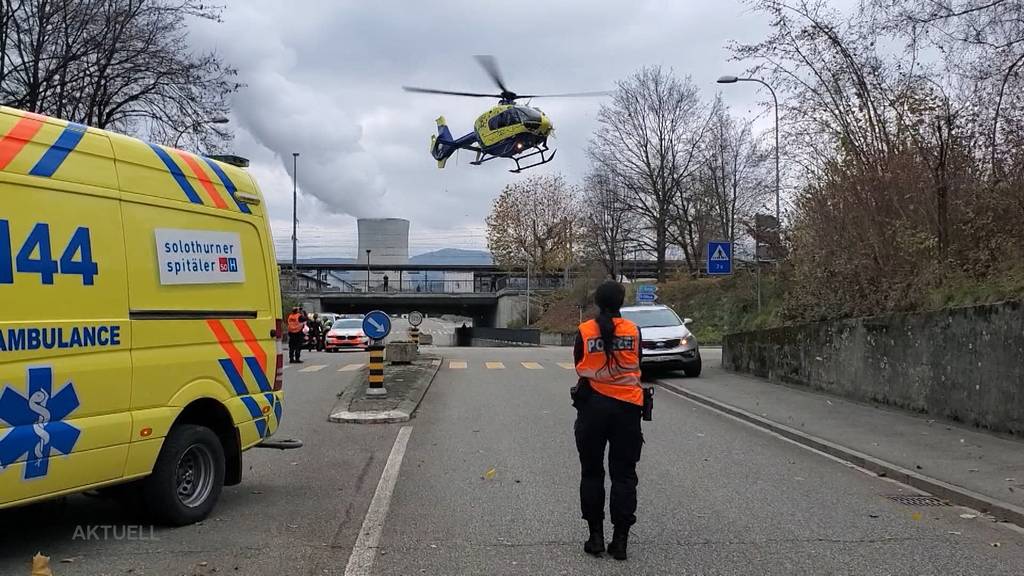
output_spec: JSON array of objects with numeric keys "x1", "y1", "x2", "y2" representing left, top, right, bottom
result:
[{"x1": 886, "y1": 495, "x2": 950, "y2": 506}]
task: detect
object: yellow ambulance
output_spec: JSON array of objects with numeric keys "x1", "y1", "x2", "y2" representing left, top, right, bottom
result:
[{"x1": 0, "y1": 107, "x2": 286, "y2": 525}]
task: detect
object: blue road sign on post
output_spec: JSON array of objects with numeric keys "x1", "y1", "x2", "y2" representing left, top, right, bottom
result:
[
  {"x1": 707, "y1": 241, "x2": 733, "y2": 275},
  {"x1": 362, "y1": 310, "x2": 392, "y2": 341},
  {"x1": 636, "y1": 283, "x2": 658, "y2": 304}
]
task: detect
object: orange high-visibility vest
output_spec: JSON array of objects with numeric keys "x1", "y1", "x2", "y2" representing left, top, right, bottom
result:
[
  {"x1": 575, "y1": 318, "x2": 642, "y2": 406},
  {"x1": 287, "y1": 313, "x2": 303, "y2": 333}
]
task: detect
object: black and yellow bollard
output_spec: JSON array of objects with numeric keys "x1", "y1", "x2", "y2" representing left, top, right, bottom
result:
[
  {"x1": 366, "y1": 343, "x2": 387, "y2": 396},
  {"x1": 409, "y1": 326, "x2": 420, "y2": 347}
]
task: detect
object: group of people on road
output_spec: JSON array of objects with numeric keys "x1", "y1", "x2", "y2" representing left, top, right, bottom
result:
[{"x1": 286, "y1": 307, "x2": 330, "y2": 363}]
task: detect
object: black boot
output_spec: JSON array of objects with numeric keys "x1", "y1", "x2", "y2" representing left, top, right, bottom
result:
[
  {"x1": 607, "y1": 526, "x2": 629, "y2": 561},
  {"x1": 583, "y1": 521, "x2": 605, "y2": 556}
]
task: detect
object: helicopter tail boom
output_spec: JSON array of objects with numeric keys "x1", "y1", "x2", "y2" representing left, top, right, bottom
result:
[{"x1": 430, "y1": 116, "x2": 477, "y2": 169}]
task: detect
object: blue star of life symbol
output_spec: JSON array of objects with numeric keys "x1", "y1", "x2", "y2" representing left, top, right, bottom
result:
[{"x1": 0, "y1": 366, "x2": 81, "y2": 480}]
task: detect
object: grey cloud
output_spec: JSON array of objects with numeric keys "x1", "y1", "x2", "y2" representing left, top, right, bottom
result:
[{"x1": 192, "y1": 0, "x2": 776, "y2": 257}]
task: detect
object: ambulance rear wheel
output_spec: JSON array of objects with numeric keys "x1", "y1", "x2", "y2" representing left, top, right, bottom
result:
[{"x1": 144, "y1": 424, "x2": 225, "y2": 526}]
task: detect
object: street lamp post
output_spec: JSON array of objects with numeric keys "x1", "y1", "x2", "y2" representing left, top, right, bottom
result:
[
  {"x1": 717, "y1": 75, "x2": 780, "y2": 223},
  {"x1": 366, "y1": 249, "x2": 372, "y2": 292},
  {"x1": 174, "y1": 116, "x2": 229, "y2": 148},
  {"x1": 291, "y1": 152, "x2": 299, "y2": 291}
]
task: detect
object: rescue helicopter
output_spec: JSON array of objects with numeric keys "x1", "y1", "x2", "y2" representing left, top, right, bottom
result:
[{"x1": 403, "y1": 55, "x2": 609, "y2": 173}]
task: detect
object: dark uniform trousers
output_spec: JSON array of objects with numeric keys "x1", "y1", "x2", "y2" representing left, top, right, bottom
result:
[{"x1": 574, "y1": 390, "x2": 643, "y2": 527}]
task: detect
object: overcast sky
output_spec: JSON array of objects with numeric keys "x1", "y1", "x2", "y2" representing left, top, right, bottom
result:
[{"x1": 191, "y1": 0, "x2": 780, "y2": 258}]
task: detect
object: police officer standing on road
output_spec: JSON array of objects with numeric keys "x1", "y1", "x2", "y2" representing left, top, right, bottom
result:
[
  {"x1": 571, "y1": 280, "x2": 648, "y2": 560},
  {"x1": 287, "y1": 307, "x2": 306, "y2": 363}
]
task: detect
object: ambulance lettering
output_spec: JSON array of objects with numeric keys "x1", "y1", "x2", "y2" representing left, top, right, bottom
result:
[
  {"x1": 0, "y1": 366, "x2": 81, "y2": 480},
  {"x1": 0, "y1": 325, "x2": 122, "y2": 352}
]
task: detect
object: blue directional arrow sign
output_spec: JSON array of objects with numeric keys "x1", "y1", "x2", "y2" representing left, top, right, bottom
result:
[
  {"x1": 362, "y1": 310, "x2": 392, "y2": 340},
  {"x1": 707, "y1": 241, "x2": 733, "y2": 275}
]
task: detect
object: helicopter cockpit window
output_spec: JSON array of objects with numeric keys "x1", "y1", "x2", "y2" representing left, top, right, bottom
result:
[
  {"x1": 488, "y1": 109, "x2": 519, "y2": 130},
  {"x1": 518, "y1": 107, "x2": 542, "y2": 122}
]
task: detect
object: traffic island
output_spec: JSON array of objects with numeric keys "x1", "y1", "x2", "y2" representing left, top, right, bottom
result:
[{"x1": 329, "y1": 353, "x2": 442, "y2": 424}]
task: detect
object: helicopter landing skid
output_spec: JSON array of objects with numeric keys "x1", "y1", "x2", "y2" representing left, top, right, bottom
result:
[{"x1": 508, "y1": 145, "x2": 556, "y2": 173}]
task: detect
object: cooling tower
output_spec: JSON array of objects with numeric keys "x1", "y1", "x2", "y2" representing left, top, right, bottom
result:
[{"x1": 356, "y1": 218, "x2": 409, "y2": 265}]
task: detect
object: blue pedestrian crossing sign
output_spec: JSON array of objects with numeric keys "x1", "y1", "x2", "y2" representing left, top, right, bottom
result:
[
  {"x1": 362, "y1": 310, "x2": 391, "y2": 340},
  {"x1": 707, "y1": 241, "x2": 732, "y2": 275}
]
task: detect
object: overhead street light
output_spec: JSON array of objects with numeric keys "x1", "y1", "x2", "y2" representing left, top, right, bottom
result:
[
  {"x1": 717, "y1": 75, "x2": 780, "y2": 223},
  {"x1": 174, "y1": 116, "x2": 230, "y2": 147}
]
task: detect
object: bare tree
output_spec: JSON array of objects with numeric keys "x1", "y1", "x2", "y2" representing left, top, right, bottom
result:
[
  {"x1": 1, "y1": 0, "x2": 239, "y2": 151},
  {"x1": 485, "y1": 174, "x2": 581, "y2": 274},
  {"x1": 581, "y1": 167, "x2": 637, "y2": 278},
  {"x1": 589, "y1": 66, "x2": 710, "y2": 281}
]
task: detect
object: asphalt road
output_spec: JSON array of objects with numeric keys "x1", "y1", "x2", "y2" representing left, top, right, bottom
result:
[
  {"x1": 374, "y1": 346, "x2": 1024, "y2": 575},
  {"x1": 2, "y1": 345, "x2": 1023, "y2": 575}
]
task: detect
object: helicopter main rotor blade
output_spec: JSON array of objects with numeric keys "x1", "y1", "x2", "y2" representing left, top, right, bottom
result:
[
  {"x1": 473, "y1": 55, "x2": 511, "y2": 95},
  {"x1": 402, "y1": 86, "x2": 503, "y2": 98},
  {"x1": 515, "y1": 90, "x2": 614, "y2": 99}
]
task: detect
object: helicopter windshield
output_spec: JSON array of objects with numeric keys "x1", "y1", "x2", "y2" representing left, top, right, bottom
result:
[{"x1": 517, "y1": 106, "x2": 542, "y2": 122}]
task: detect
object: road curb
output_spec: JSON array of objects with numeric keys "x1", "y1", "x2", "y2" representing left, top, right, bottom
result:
[
  {"x1": 329, "y1": 357, "x2": 443, "y2": 424},
  {"x1": 655, "y1": 379, "x2": 1024, "y2": 528}
]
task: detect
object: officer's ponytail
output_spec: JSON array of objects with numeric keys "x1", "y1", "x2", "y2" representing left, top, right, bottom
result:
[{"x1": 593, "y1": 280, "x2": 626, "y2": 367}]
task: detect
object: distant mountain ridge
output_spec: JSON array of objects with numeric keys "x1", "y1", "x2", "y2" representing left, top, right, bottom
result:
[{"x1": 409, "y1": 248, "x2": 492, "y2": 265}]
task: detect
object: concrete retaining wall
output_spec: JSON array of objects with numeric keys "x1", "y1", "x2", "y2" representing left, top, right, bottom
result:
[
  {"x1": 722, "y1": 301, "x2": 1024, "y2": 435},
  {"x1": 540, "y1": 332, "x2": 576, "y2": 346}
]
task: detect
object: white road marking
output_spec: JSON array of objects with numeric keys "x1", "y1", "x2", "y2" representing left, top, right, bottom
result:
[
  {"x1": 557, "y1": 362, "x2": 575, "y2": 370},
  {"x1": 344, "y1": 425, "x2": 413, "y2": 576},
  {"x1": 299, "y1": 364, "x2": 327, "y2": 372},
  {"x1": 449, "y1": 361, "x2": 467, "y2": 369},
  {"x1": 338, "y1": 363, "x2": 365, "y2": 372},
  {"x1": 485, "y1": 362, "x2": 505, "y2": 369},
  {"x1": 521, "y1": 362, "x2": 543, "y2": 370}
]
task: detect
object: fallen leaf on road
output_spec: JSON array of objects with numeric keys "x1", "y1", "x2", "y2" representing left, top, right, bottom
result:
[
  {"x1": 826, "y1": 400, "x2": 833, "y2": 406},
  {"x1": 60, "y1": 556, "x2": 82, "y2": 563},
  {"x1": 483, "y1": 467, "x2": 497, "y2": 480},
  {"x1": 968, "y1": 468, "x2": 979, "y2": 472},
  {"x1": 1006, "y1": 478, "x2": 1017, "y2": 482},
  {"x1": 959, "y1": 513, "x2": 977, "y2": 519},
  {"x1": 287, "y1": 524, "x2": 298, "y2": 529},
  {"x1": 429, "y1": 544, "x2": 438, "y2": 549},
  {"x1": 31, "y1": 553, "x2": 52, "y2": 576},
  {"x1": 251, "y1": 490, "x2": 263, "y2": 495},
  {"x1": 199, "y1": 561, "x2": 209, "y2": 567},
  {"x1": 911, "y1": 512, "x2": 922, "y2": 521},
  {"x1": 948, "y1": 531, "x2": 962, "y2": 535},
  {"x1": 868, "y1": 514, "x2": 880, "y2": 518},
  {"x1": 696, "y1": 433, "x2": 705, "y2": 437}
]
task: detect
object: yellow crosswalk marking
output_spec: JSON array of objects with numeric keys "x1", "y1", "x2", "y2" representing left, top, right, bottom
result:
[
  {"x1": 338, "y1": 363, "x2": 365, "y2": 372},
  {"x1": 485, "y1": 362, "x2": 505, "y2": 369},
  {"x1": 299, "y1": 364, "x2": 327, "y2": 373},
  {"x1": 521, "y1": 362, "x2": 543, "y2": 370},
  {"x1": 449, "y1": 361, "x2": 467, "y2": 369},
  {"x1": 557, "y1": 362, "x2": 575, "y2": 370}
]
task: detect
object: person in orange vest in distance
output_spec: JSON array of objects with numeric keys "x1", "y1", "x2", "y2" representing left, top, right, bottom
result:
[
  {"x1": 286, "y1": 306, "x2": 306, "y2": 364},
  {"x1": 572, "y1": 280, "x2": 647, "y2": 561}
]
